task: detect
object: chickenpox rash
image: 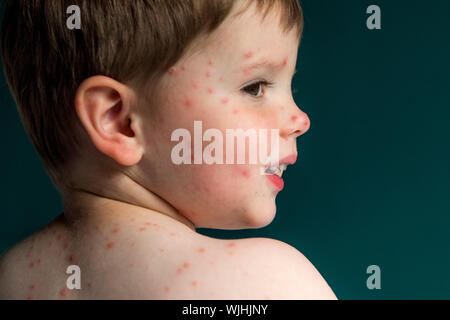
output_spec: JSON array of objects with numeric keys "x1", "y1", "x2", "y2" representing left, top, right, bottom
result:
[
  {"x1": 59, "y1": 288, "x2": 67, "y2": 297},
  {"x1": 198, "y1": 247, "x2": 205, "y2": 253},
  {"x1": 112, "y1": 228, "x2": 119, "y2": 233},
  {"x1": 169, "y1": 232, "x2": 177, "y2": 236},
  {"x1": 139, "y1": 227, "x2": 147, "y2": 231},
  {"x1": 30, "y1": 284, "x2": 36, "y2": 290},
  {"x1": 233, "y1": 109, "x2": 239, "y2": 115},
  {"x1": 183, "y1": 262, "x2": 190, "y2": 268},
  {"x1": 191, "y1": 281, "x2": 198, "y2": 286},
  {"x1": 159, "y1": 248, "x2": 165, "y2": 252},
  {"x1": 244, "y1": 51, "x2": 254, "y2": 59},
  {"x1": 282, "y1": 57, "x2": 288, "y2": 67},
  {"x1": 221, "y1": 97, "x2": 229, "y2": 104},
  {"x1": 68, "y1": 254, "x2": 76, "y2": 263},
  {"x1": 291, "y1": 115, "x2": 298, "y2": 122},
  {"x1": 192, "y1": 81, "x2": 199, "y2": 89},
  {"x1": 207, "y1": 88, "x2": 214, "y2": 94},
  {"x1": 227, "y1": 242, "x2": 236, "y2": 247},
  {"x1": 241, "y1": 169, "x2": 250, "y2": 178},
  {"x1": 164, "y1": 286, "x2": 170, "y2": 293},
  {"x1": 107, "y1": 242, "x2": 115, "y2": 249},
  {"x1": 205, "y1": 71, "x2": 211, "y2": 78},
  {"x1": 184, "y1": 99, "x2": 193, "y2": 108},
  {"x1": 208, "y1": 60, "x2": 213, "y2": 66}
]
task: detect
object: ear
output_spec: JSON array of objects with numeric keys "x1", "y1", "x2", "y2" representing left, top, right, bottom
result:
[{"x1": 74, "y1": 76, "x2": 144, "y2": 166}]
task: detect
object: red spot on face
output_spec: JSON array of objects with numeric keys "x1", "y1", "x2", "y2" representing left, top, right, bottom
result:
[
  {"x1": 198, "y1": 248, "x2": 205, "y2": 253},
  {"x1": 169, "y1": 232, "x2": 177, "y2": 236},
  {"x1": 227, "y1": 242, "x2": 236, "y2": 247},
  {"x1": 112, "y1": 228, "x2": 119, "y2": 233},
  {"x1": 177, "y1": 268, "x2": 183, "y2": 274},
  {"x1": 205, "y1": 71, "x2": 211, "y2": 78},
  {"x1": 183, "y1": 262, "x2": 190, "y2": 268},
  {"x1": 130, "y1": 218, "x2": 135, "y2": 222},
  {"x1": 145, "y1": 222, "x2": 152, "y2": 226},
  {"x1": 159, "y1": 248, "x2": 165, "y2": 252},
  {"x1": 303, "y1": 120, "x2": 309, "y2": 126},
  {"x1": 107, "y1": 242, "x2": 115, "y2": 249},
  {"x1": 139, "y1": 227, "x2": 147, "y2": 231},
  {"x1": 56, "y1": 234, "x2": 62, "y2": 240},
  {"x1": 168, "y1": 67, "x2": 177, "y2": 75},
  {"x1": 30, "y1": 284, "x2": 36, "y2": 290},
  {"x1": 191, "y1": 281, "x2": 198, "y2": 286},
  {"x1": 68, "y1": 254, "x2": 75, "y2": 263},
  {"x1": 221, "y1": 97, "x2": 229, "y2": 104},
  {"x1": 29, "y1": 262, "x2": 34, "y2": 268},
  {"x1": 241, "y1": 169, "x2": 250, "y2": 178},
  {"x1": 243, "y1": 68, "x2": 251, "y2": 76},
  {"x1": 244, "y1": 51, "x2": 254, "y2": 59},
  {"x1": 184, "y1": 99, "x2": 193, "y2": 108},
  {"x1": 208, "y1": 60, "x2": 213, "y2": 66},
  {"x1": 59, "y1": 288, "x2": 67, "y2": 297},
  {"x1": 291, "y1": 115, "x2": 298, "y2": 122},
  {"x1": 233, "y1": 109, "x2": 239, "y2": 115},
  {"x1": 192, "y1": 81, "x2": 198, "y2": 89},
  {"x1": 36, "y1": 258, "x2": 41, "y2": 265},
  {"x1": 181, "y1": 66, "x2": 185, "y2": 71},
  {"x1": 207, "y1": 88, "x2": 214, "y2": 94},
  {"x1": 282, "y1": 57, "x2": 288, "y2": 66}
]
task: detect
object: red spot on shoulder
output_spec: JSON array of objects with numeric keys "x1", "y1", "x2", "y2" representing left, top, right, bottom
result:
[
  {"x1": 227, "y1": 242, "x2": 236, "y2": 247},
  {"x1": 145, "y1": 222, "x2": 152, "y2": 226},
  {"x1": 244, "y1": 51, "x2": 254, "y2": 59},
  {"x1": 177, "y1": 268, "x2": 183, "y2": 274},
  {"x1": 198, "y1": 247, "x2": 205, "y2": 253},
  {"x1": 30, "y1": 284, "x2": 36, "y2": 290},
  {"x1": 164, "y1": 286, "x2": 170, "y2": 293},
  {"x1": 112, "y1": 228, "x2": 119, "y2": 233},
  {"x1": 107, "y1": 242, "x2": 115, "y2": 249},
  {"x1": 205, "y1": 71, "x2": 211, "y2": 78},
  {"x1": 207, "y1": 88, "x2": 214, "y2": 94}
]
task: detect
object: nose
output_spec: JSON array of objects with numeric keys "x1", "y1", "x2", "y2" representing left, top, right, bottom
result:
[{"x1": 280, "y1": 105, "x2": 310, "y2": 139}]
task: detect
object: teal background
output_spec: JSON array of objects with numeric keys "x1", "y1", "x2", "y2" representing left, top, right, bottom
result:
[{"x1": 1, "y1": 0, "x2": 450, "y2": 299}]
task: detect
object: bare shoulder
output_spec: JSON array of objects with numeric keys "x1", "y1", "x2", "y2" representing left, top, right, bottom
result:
[{"x1": 175, "y1": 236, "x2": 337, "y2": 300}]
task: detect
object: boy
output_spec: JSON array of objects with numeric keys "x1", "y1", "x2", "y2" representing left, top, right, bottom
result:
[{"x1": 0, "y1": 0, "x2": 336, "y2": 299}]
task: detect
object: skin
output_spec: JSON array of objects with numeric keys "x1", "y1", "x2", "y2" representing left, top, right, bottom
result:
[{"x1": 0, "y1": 2, "x2": 336, "y2": 299}]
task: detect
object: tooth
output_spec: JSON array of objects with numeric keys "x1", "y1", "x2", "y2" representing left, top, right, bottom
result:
[{"x1": 280, "y1": 164, "x2": 287, "y2": 171}]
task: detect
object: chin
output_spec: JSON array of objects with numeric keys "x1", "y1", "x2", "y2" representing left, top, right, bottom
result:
[{"x1": 242, "y1": 199, "x2": 277, "y2": 229}]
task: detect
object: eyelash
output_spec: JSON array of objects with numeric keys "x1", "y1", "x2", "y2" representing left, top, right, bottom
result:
[{"x1": 241, "y1": 80, "x2": 274, "y2": 98}]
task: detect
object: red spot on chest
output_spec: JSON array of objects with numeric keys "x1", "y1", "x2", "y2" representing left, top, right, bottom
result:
[
  {"x1": 207, "y1": 88, "x2": 214, "y2": 94},
  {"x1": 227, "y1": 242, "x2": 236, "y2": 247},
  {"x1": 184, "y1": 99, "x2": 193, "y2": 108},
  {"x1": 107, "y1": 242, "x2": 115, "y2": 249},
  {"x1": 183, "y1": 262, "x2": 190, "y2": 268},
  {"x1": 30, "y1": 284, "x2": 36, "y2": 290},
  {"x1": 68, "y1": 254, "x2": 76, "y2": 263},
  {"x1": 139, "y1": 227, "x2": 147, "y2": 231},
  {"x1": 112, "y1": 228, "x2": 119, "y2": 233},
  {"x1": 233, "y1": 109, "x2": 239, "y2": 115},
  {"x1": 205, "y1": 71, "x2": 211, "y2": 78}
]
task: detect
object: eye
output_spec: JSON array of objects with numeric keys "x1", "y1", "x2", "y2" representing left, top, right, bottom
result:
[{"x1": 241, "y1": 80, "x2": 273, "y2": 98}]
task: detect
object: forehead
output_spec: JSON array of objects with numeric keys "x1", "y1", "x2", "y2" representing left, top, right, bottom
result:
[{"x1": 185, "y1": 2, "x2": 300, "y2": 69}]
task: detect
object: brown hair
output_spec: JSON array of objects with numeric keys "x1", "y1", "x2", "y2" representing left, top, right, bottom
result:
[{"x1": 1, "y1": 0, "x2": 303, "y2": 189}]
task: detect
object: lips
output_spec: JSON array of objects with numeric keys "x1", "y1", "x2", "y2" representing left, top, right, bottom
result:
[{"x1": 265, "y1": 153, "x2": 297, "y2": 191}]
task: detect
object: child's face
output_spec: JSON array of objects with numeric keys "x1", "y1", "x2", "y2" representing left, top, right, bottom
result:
[{"x1": 135, "y1": 3, "x2": 309, "y2": 229}]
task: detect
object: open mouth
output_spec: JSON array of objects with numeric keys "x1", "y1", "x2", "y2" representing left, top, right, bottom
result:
[{"x1": 264, "y1": 163, "x2": 288, "y2": 177}]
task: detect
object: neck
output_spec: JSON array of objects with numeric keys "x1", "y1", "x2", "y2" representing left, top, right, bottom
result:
[{"x1": 61, "y1": 168, "x2": 196, "y2": 232}]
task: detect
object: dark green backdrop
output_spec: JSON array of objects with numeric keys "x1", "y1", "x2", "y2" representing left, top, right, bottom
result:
[{"x1": 1, "y1": 0, "x2": 449, "y2": 299}]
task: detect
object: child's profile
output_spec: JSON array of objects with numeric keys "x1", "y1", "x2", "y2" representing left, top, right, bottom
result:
[{"x1": 0, "y1": 0, "x2": 336, "y2": 299}]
